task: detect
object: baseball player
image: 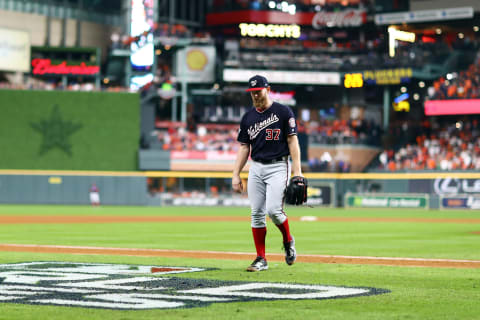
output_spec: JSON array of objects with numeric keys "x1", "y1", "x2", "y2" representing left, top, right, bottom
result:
[
  {"x1": 232, "y1": 75, "x2": 303, "y2": 272},
  {"x1": 89, "y1": 183, "x2": 100, "y2": 207}
]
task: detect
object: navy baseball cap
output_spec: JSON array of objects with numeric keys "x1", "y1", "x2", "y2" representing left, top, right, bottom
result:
[{"x1": 246, "y1": 75, "x2": 269, "y2": 92}]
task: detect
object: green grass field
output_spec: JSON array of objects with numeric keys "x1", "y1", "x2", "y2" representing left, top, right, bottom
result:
[{"x1": 0, "y1": 204, "x2": 479, "y2": 320}]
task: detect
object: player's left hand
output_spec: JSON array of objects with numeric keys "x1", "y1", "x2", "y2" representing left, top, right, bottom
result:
[{"x1": 285, "y1": 176, "x2": 308, "y2": 205}]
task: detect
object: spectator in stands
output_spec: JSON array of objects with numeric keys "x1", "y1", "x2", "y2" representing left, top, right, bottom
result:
[
  {"x1": 379, "y1": 118, "x2": 480, "y2": 171},
  {"x1": 428, "y1": 48, "x2": 480, "y2": 100}
]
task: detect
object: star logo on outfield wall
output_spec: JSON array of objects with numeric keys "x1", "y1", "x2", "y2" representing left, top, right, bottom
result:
[{"x1": 30, "y1": 105, "x2": 83, "y2": 156}]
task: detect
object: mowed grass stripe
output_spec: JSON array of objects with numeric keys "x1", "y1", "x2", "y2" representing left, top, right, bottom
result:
[{"x1": 1, "y1": 216, "x2": 480, "y2": 224}]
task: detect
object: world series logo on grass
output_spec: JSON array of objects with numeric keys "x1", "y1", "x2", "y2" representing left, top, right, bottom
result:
[{"x1": 0, "y1": 262, "x2": 388, "y2": 310}]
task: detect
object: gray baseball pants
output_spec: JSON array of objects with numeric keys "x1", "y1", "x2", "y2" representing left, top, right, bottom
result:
[{"x1": 247, "y1": 160, "x2": 290, "y2": 228}]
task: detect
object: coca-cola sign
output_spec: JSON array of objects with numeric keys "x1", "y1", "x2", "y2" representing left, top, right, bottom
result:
[{"x1": 312, "y1": 9, "x2": 366, "y2": 28}]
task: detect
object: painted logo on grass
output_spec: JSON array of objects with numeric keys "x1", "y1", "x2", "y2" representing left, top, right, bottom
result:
[{"x1": 0, "y1": 262, "x2": 388, "y2": 310}]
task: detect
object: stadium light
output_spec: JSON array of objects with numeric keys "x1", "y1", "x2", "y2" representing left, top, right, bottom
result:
[
  {"x1": 289, "y1": 4, "x2": 296, "y2": 15},
  {"x1": 388, "y1": 27, "x2": 415, "y2": 58}
]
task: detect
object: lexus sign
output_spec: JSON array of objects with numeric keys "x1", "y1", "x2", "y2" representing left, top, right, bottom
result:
[{"x1": 434, "y1": 178, "x2": 480, "y2": 195}]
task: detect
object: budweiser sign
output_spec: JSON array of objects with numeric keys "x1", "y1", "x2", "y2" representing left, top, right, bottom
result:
[
  {"x1": 312, "y1": 9, "x2": 366, "y2": 28},
  {"x1": 32, "y1": 58, "x2": 100, "y2": 75}
]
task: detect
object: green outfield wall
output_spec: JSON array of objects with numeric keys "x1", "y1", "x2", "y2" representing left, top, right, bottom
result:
[
  {"x1": 0, "y1": 90, "x2": 140, "y2": 170},
  {"x1": 1, "y1": 170, "x2": 480, "y2": 208},
  {"x1": 0, "y1": 171, "x2": 147, "y2": 205}
]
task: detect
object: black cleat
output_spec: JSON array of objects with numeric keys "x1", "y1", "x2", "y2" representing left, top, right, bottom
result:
[
  {"x1": 246, "y1": 256, "x2": 268, "y2": 272},
  {"x1": 284, "y1": 237, "x2": 296, "y2": 265}
]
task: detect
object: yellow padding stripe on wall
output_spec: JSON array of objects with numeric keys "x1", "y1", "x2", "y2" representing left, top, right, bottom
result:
[{"x1": 1, "y1": 170, "x2": 480, "y2": 180}]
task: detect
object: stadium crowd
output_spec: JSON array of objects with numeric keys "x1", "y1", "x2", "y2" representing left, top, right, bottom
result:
[
  {"x1": 428, "y1": 49, "x2": 480, "y2": 100},
  {"x1": 306, "y1": 118, "x2": 382, "y2": 146},
  {"x1": 211, "y1": 0, "x2": 374, "y2": 13},
  {"x1": 109, "y1": 22, "x2": 212, "y2": 51},
  {"x1": 308, "y1": 153, "x2": 352, "y2": 173},
  {"x1": 378, "y1": 119, "x2": 480, "y2": 171},
  {"x1": 151, "y1": 122, "x2": 240, "y2": 152},
  {"x1": 149, "y1": 115, "x2": 381, "y2": 153},
  {"x1": 226, "y1": 34, "x2": 476, "y2": 72},
  {"x1": 149, "y1": 119, "x2": 358, "y2": 173}
]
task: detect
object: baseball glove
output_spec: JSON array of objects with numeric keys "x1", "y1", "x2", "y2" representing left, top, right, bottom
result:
[{"x1": 284, "y1": 176, "x2": 308, "y2": 205}]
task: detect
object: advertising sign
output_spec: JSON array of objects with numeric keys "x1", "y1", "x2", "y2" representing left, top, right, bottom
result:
[
  {"x1": 344, "y1": 73, "x2": 363, "y2": 88},
  {"x1": 161, "y1": 197, "x2": 250, "y2": 207},
  {"x1": 307, "y1": 183, "x2": 334, "y2": 207},
  {"x1": 409, "y1": 177, "x2": 480, "y2": 196},
  {"x1": 206, "y1": 10, "x2": 366, "y2": 28},
  {"x1": 440, "y1": 195, "x2": 480, "y2": 209},
  {"x1": 31, "y1": 58, "x2": 100, "y2": 75},
  {"x1": 433, "y1": 178, "x2": 480, "y2": 195},
  {"x1": 176, "y1": 46, "x2": 216, "y2": 83},
  {"x1": 223, "y1": 68, "x2": 340, "y2": 85},
  {"x1": 345, "y1": 193, "x2": 429, "y2": 209},
  {"x1": 239, "y1": 23, "x2": 301, "y2": 38},
  {"x1": 363, "y1": 68, "x2": 412, "y2": 85},
  {"x1": 130, "y1": 0, "x2": 154, "y2": 69},
  {"x1": 393, "y1": 93, "x2": 410, "y2": 112},
  {"x1": 375, "y1": 7, "x2": 473, "y2": 25},
  {"x1": 312, "y1": 9, "x2": 366, "y2": 28},
  {"x1": 0, "y1": 28, "x2": 30, "y2": 72},
  {"x1": 425, "y1": 99, "x2": 480, "y2": 116},
  {"x1": 171, "y1": 151, "x2": 237, "y2": 161}
]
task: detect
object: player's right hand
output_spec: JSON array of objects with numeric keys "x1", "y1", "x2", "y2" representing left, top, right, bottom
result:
[{"x1": 232, "y1": 176, "x2": 243, "y2": 193}]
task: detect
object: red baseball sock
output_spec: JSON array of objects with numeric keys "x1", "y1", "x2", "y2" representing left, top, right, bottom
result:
[
  {"x1": 252, "y1": 227, "x2": 267, "y2": 259},
  {"x1": 276, "y1": 219, "x2": 293, "y2": 243}
]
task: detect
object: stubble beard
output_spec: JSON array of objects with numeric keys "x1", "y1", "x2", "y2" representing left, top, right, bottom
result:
[{"x1": 253, "y1": 95, "x2": 267, "y2": 110}]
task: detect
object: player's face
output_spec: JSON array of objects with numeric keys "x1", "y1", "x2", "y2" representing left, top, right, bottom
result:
[{"x1": 250, "y1": 88, "x2": 269, "y2": 109}]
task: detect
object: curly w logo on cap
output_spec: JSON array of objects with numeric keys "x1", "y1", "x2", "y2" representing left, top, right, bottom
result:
[{"x1": 246, "y1": 75, "x2": 269, "y2": 92}]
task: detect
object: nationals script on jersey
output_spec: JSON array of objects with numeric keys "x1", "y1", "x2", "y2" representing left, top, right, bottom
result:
[{"x1": 237, "y1": 102, "x2": 297, "y2": 162}]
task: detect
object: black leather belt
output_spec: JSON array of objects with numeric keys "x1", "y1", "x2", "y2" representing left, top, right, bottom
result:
[{"x1": 254, "y1": 156, "x2": 288, "y2": 164}]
